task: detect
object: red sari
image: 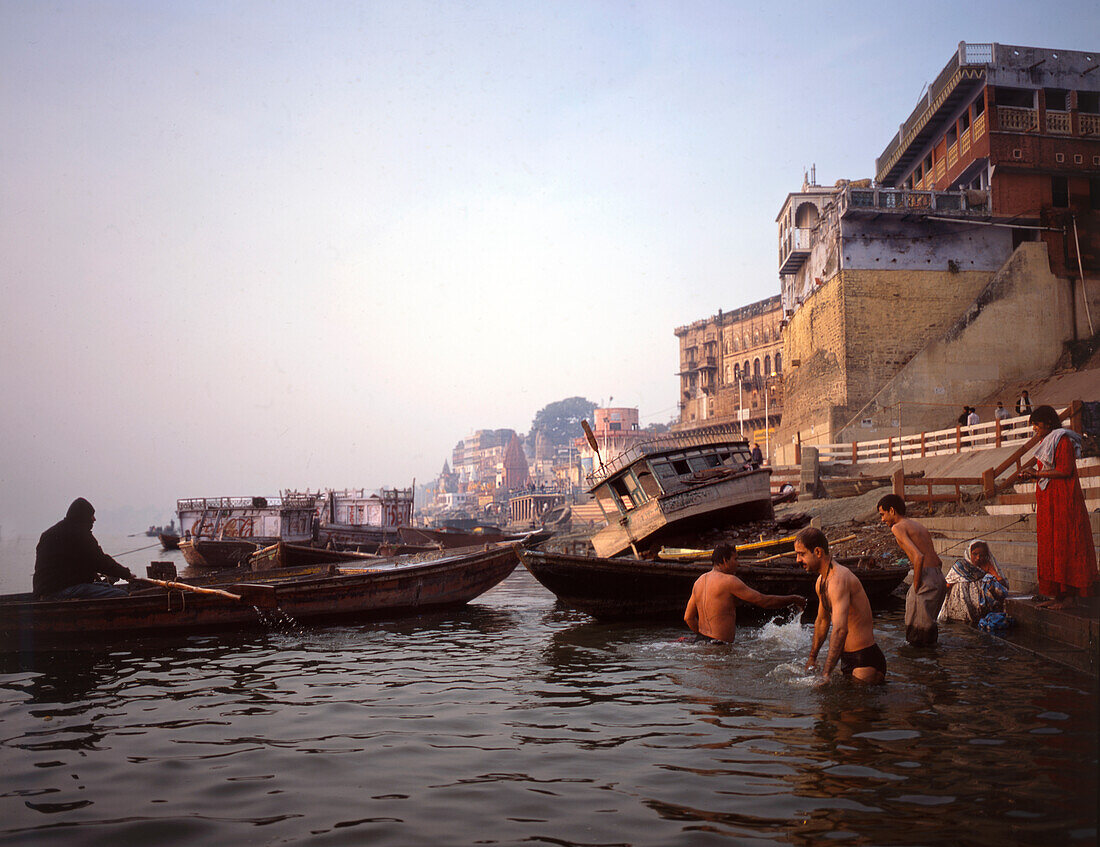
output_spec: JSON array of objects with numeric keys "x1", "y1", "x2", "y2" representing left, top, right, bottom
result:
[{"x1": 1035, "y1": 437, "x2": 1098, "y2": 597}]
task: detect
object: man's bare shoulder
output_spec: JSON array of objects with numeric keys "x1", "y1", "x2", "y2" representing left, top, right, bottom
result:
[{"x1": 831, "y1": 563, "x2": 861, "y2": 592}]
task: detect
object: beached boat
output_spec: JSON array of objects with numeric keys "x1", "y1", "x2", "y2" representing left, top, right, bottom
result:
[
  {"x1": 585, "y1": 424, "x2": 773, "y2": 558},
  {"x1": 1, "y1": 544, "x2": 521, "y2": 651},
  {"x1": 518, "y1": 547, "x2": 907, "y2": 621}
]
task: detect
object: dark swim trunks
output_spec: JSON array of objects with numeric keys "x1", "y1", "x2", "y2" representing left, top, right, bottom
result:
[{"x1": 840, "y1": 643, "x2": 887, "y2": 677}]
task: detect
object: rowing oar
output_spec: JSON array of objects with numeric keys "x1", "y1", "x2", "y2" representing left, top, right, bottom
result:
[
  {"x1": 753, "y1": 535, "x2": 860, "y2": 563},
  {"x1": 135, "y1": 577, "x2": 278, "y2": 609}
]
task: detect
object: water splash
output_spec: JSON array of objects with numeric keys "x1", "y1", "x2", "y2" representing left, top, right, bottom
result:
[{"x1": 252, "y1": 606, "x2": 308, "y2": 636}]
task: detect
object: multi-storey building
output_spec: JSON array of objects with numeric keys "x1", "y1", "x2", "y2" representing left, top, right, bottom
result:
[
  {"x1": 574, "y1": 407, "x2": 647, "y2": 483},
  {"x1": 451, "y1": 429, "x2": 517, "y2": 490},
  {"x1": 675, "y1": 296, "x2": 784, "y2": 437},
  {"x1": 876, "y1": 42, "x2": 1100, "y2": 278},
  {"x1": 773, "y1": 42, "x2": 1099, "y2": 464}
]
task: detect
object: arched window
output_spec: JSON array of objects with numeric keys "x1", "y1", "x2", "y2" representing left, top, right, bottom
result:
[
  {"x1": 733, "y1": 363, "x2": 740, "y2": 380},
  {"x1": 743, "y1": 360, "x2": 750, "y2": 379},
  {"x1": 795, "y1": 202, "x2": 820, "y2": 228},
  {"x1": 775, "y1": 352, "x2": 782, "y2": 373},
  {"x1": 753, "y1": 359, "x2": 761, "y2": 379},
  {"x1": 764, "y1": 355, "x2": 772, "y2": 375}
]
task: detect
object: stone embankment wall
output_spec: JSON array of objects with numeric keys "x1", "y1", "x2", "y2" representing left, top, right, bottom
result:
[
  {"x1": 777, "y1": 265, "x2": 992, "y2": 461},
  {"x1": 776, "y1": 241, "x2": 1100, "y2": 464},
  {"x1": 834, "y1": 242, "x2": 1082, "y2": 443}
]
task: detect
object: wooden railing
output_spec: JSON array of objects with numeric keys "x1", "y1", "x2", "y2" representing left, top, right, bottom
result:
[
  {"x1": 816, "y1": 412, "x2": 1041, "y2": 465},
  {"x1": 863, "y1": 404, "x2": 1079, "y2": 504}
]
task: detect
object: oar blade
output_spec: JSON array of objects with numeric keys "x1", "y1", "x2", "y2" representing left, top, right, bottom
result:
[{"x1": 229, "y1": 583, "x2": 279, "y2": 609}]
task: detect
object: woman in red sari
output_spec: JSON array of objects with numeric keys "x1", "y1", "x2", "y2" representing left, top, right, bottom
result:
[{"x1": 1022, "y1": 405, "x2": 1098, "y2": 609}]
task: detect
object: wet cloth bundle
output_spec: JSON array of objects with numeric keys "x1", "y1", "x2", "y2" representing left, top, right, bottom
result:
[
  {"x1": 978, "y1": 612, "x2": 1013, "y2": 632},
  {"x1": 905, "y1": 565, "x2": 948, "y2": 646}
]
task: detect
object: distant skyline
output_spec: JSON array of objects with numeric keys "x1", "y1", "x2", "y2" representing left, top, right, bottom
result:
[{"x1": 2, "y1": 1, "x2": 1096, "y2": 534}]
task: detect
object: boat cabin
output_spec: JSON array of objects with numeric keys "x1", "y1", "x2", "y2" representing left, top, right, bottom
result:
[{"x1": 588, "y1": 425, "x2": 755, "y2": 520}]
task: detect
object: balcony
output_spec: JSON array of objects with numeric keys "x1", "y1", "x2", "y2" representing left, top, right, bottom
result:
[
  {"x1": 998, "y1": 106, "x2": 1038, "y2": 132},
  {"x1": 1045, "y1": 110, "x2": 1071, "y2": 134},
  {"x1": 1082, "y1": 114, "x2": 1100, "y2": 136},
  {"x1": 779, "y1": 227, "x2": 813, "y2": 274},
  {"x1": 840, "y1": 185, "x2": 989, "y2": 219}
]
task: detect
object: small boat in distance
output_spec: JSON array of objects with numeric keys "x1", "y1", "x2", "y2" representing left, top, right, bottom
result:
[
  {"x1": 585, "y1": 423, "x2": 773, "y2": 558},
  {"x1": 158, "y1": 532, "x2": 181, "y2": 550}
]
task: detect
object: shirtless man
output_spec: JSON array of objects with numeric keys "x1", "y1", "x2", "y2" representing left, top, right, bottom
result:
[
  {"x1": 796, "y1": 527, "x2": 886, "y2": 684},
  {"x1": 684, "y1": 543, "x2": 806, "y2": 643},
  {"x1": 877, "y1": 493, "x2": 947, "y2": 646}
]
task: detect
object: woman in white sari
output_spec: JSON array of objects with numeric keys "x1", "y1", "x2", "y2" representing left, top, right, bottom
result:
[{"x1": 938, "y1": 540, "x2": 1009, "y2": 624}]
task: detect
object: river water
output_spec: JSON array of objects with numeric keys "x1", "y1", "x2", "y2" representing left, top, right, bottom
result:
[{"x1": 0, "y1": 534, "x2": 1096, "y2": 845}]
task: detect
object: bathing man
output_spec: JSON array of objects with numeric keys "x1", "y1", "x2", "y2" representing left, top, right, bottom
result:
[
  {"x1": 684, "y1": 543, "x2": 805, "y2": 643},
  {"x1": 796, "y1": 526, "x2": 886, "y2": 683},
  {"x1": 877, "y1": 493, "x2": 947, "y2": 646}
]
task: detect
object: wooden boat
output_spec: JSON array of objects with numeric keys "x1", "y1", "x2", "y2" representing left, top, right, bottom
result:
[
  {"x1": 178, "y1": 538, "x2": 259, "y2": 570},
  {"x1": 399, "y1": 525, "x2": 518, "y2": 548},
  {"x1": 518, "y1": 547, "x2": 907, "y2": 621},
  {"x1": 585, "y1": 424, "x2": 773, "y2": 558},
  {"x1": 248, "y1": 542, "x2": 380, "y2": 571},
  {"x1": 1, "y1": 544, "x2": 521, "y2": 651},
  {"x1": 158, "y1": 532, "x2": 180, "y2": 550}
]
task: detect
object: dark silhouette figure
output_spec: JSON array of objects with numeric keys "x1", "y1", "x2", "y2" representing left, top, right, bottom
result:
[{"x1": 33, "y1": 498, "x2": 135, "y2": 599}]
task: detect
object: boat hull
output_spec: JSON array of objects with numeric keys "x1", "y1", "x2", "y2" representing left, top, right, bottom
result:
[
  {"x1": 519, "y1": 548, "x2": 906, "y2": 621},
  {"x1": 179, "y1": 539, "x2": 259, "y2": 570},
  {"x1": 1, "y1": 545, "x2": 521, "y2": 651}
]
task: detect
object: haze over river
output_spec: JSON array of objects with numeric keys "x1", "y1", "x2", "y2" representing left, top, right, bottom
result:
[{"x1": 0, "y1": 534, "x2": 1096, "y2": 845}]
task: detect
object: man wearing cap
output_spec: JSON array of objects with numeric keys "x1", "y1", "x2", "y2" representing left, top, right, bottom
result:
[{"x1": 33, "y1": 498, "x2": 136, "y2": 599}]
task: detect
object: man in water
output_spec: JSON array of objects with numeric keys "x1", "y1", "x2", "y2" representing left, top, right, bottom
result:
[
  {"x1": 796, "y1": 527, "x2": 886, "y2": 684},
  {"x1": 33, "y1": 498, "x2": 136, "y2": 599},
  {"x1": 877, "y1": 493, "x2": 947, "y2": 646},
  {"x1": 684, "y1": 543, "x2": 805, "y2": 642}
]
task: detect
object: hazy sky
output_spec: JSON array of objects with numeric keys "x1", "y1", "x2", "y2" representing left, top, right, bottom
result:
[{"x1": 1, "y1": 1, "x2": 1096, "y2": 534}]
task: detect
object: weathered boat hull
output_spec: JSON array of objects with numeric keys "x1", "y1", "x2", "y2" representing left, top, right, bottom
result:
[
  {"x1": 1, "y1": 545, "x2": 521, "y2": 651},
  {"x1": 179, "y1": 538, "x2": 259, "y2": 570},
  {"x1": 158, "y1": 533, "x2": 180, "y2": 550},
  {"x1": 590, "y1": 469, "x2": 774, "y2": 558},
  {"x1": 399, "y1": 526, "x2": 521, "y2": 548},
  {"x1": 519, "y1": 548, "x2": 906, "y2": 621},
  {"x1": 248, "y1": 542, "x2": 380, "y2": 570}
]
